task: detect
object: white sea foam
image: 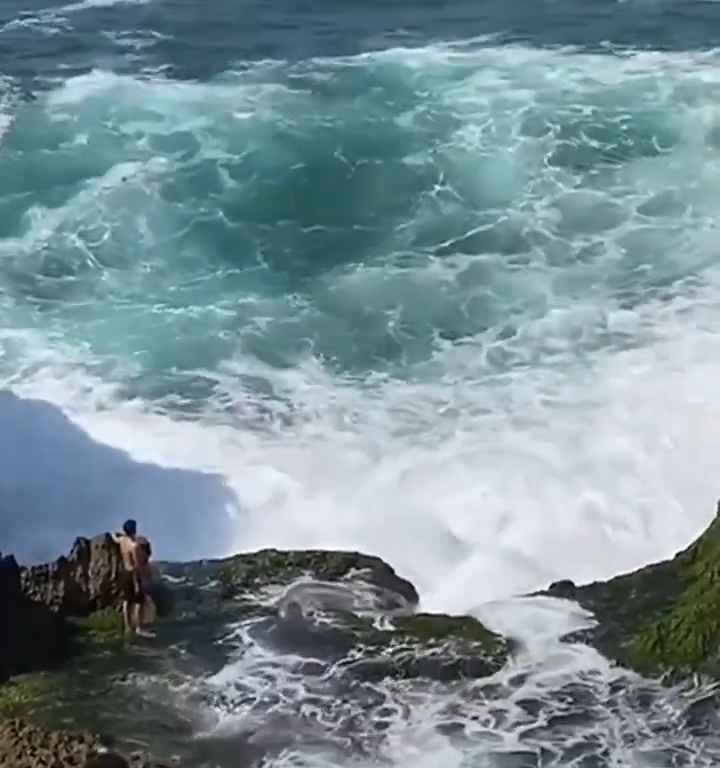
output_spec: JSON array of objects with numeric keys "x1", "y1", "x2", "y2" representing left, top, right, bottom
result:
[
  {"x1": 0, "y1": 76, "x2": 17, "y2": 142},
  {"x1": 0, "y1": 0, "x2": 151, "y2": 38},
  {"x1": 4, "y1": 275, "x2": 720, "y2": 601},
  {"x1": 2, "y1": 41, "x2": 720, "y2": 594},
  {"x1": 59, "y1": 0, "x2": 150, "y2": 12},
  {"x1": 4, "y1": 40, "x2": 720, "y2": 765}
]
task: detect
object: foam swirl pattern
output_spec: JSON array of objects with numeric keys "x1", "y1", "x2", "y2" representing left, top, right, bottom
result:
[{"x1": 4, "y1": 1, "x2": 720, "y2": 765}]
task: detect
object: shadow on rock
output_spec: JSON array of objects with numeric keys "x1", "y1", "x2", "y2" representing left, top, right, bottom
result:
[{"x1": 0, "y1": 554, "x2": 66, "y2": 680}]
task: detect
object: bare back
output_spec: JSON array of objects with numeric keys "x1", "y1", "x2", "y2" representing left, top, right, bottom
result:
[{"x1": 118, "y1": 536, "x2": 136, "y2": 572}]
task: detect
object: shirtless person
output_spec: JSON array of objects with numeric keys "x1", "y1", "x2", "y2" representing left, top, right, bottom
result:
[
  {"x1": 133, "y1": 535, "x2": 156, "y2": 637},
  {"x1": 113, "y1": 520, "x2": 154, "y2": 638}
]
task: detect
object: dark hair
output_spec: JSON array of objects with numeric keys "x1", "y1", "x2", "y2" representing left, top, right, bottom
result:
[
  {"x1": 137, "y1": 537, "x2": 152, "y2": 559},
  {"x1": 122, "y1": 519, "x2": 137, "y2": 537}
]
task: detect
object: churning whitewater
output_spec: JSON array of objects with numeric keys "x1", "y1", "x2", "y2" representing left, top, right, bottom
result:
[{"x1": 4, "y1": 0, "x2": 720, "y2": 764}]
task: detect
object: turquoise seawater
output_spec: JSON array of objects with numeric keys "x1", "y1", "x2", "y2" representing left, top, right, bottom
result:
[
  {"x1": 7, "y1": 3, "x2": 720, "y2": 767},
  {"x1": 2, "y1": 0, "x2": 720, "y2": 599}
]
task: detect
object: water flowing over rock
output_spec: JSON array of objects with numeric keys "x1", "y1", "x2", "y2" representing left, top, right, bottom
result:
[
  {"x1": 542, "y1": 500, "x2": 720, "y2": 679},
  {"x1": 162, "y1": 548, "x2": 509, "y2": 683},
  {"x1": 2, "y1": 537, "x2": 510, "y2": 765}
]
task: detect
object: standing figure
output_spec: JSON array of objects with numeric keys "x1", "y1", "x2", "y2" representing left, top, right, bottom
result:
[{"x1": 112, "y1": 520, "x2": 154, "y2": 638}]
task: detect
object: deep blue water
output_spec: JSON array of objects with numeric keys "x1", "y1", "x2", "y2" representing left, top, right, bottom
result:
[{"x1": 3, "y1": 0, "x2": 720, "y2": 85}]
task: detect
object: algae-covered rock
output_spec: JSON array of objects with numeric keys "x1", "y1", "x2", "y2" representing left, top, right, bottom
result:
[
  {"x1": 246, "y1": 607, "x2": 509, "y2": 682},
  {"x1": 341, "y1": 613, "x2": 510, "y2": 682},
  {"x1": 543, "y1": 501, "x2": 720, "y2": 678},
  {"x1": 2, "y1": 540, "x2": 511, "y2": 768},
  {"x1": 69, "y1": 607, "x2": 126, "y2": 650},
  {"x1": 164, "y1": 548, "x2": 419, "y2": 609},
  {"x1": 162, "y1": 549, "x2": 509, "y2": 683},
  {"x1": 0, "y1": 676, "x2": 52, "y2": 719}
]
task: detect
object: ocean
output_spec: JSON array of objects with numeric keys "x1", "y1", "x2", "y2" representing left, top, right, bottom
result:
[{"x1": 3, "y1": 0, "x2": 720, "y2": 764}]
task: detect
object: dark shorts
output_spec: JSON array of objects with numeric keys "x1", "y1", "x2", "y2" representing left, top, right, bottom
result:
[{"x1": 120, "y1": 570, "x2": 145, "y2": 605}]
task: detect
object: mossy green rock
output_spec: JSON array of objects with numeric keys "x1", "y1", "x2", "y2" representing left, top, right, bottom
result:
[
  {"x1": 253, "y1": 608, "x2": 510, "y2": 683},
  {"x1": 69, "y1": 607, "x2": 125, "y2": 648},
  {"x1": 340, "y1": 613, "x2": 510, "y2": 682},
  {"x1": 162, "y1": 548, "x2": 419, "y2": 608},
  {"x1": 232, "y1": 548, "x2": 419, "y2": 605},
  {"x1": 0, "y1": 676, "x2": 52, "y2": 719},
  {"x1": 543, "y1": 502, "x2": 720, "y2": 678},
  {"x1": 1, "y1": 543, "x2": 511, "y2": 768},
  {"x1": 161, "y1": 549, "x2": 509, "y2": 683}
]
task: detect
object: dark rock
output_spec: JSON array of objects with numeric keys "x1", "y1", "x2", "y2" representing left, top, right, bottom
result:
[
  {"x1": 1, "y1": 539, "x2": 513, "y2": 768},
  {"x1": 163, "y1": 548, "x2": 419, "y2": 609},
  {"x1": 380, "y1": 613, "x2": 510, "y2": 682},
  {"x1": 545, "y1": 579, "x2": 577, "y2": 599},
  {"x1": 84, "y1": 756, "x2": 130, "y2": 768},
  {"x1": 538, "y1": 500, "x2": 720, "y2": 678},
  {"x1": 21, "y1": 534, "x2": 124, "y2": 616},
  {"x1": 0, "y1": 554, "x2": 66, "y2": 678},
  {"x1": 161, "y1": 550, "x2": 509, "y2": 684},
  {"x1": 298, "y1": 611, "x2": 511, "y2": 683},
  {"x1": 2, "y1": 531, "x2": 167, "y2": 677}
]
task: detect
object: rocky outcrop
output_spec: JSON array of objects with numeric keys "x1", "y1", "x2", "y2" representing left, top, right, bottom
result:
[
  {"x1": 542, "y1": 501, "x2": 720, "y2": 678},
  {"x1": 163, "y1": 548, "x2": 509, "y2": 683},
  {"x1": 164, "y1": 548, "x2": 420, "y2": 608},
  {"x1": 0, "y1": 719, "x2": 158, "y2": 768},
  {"x1": 2, "y1": 540, "x2": 510, "y2": 766},
  {"x1": 21, "y1": 534, "x2": 124, "y2": 616},
  {"x1": 2, "y1": 531, "x2": 179, "y2": 680},
  {"x1": 0, "y1": 719, "x2": 101, "y2": 768},
  {"x1": 0, "y1": 534, "x2": 125, "y2": 677},
  {"x1": 0, "y1": 555, "x2": 66, "y2": 680}
]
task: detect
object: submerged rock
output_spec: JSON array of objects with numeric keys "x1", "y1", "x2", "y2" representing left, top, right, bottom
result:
[
  {"x1": 165, "y1": 550, "x2": 509, "y2": 683},
  {"x1": 339, "y1": 613, "x2": 510, "y2": 682},
  {"x1": 542, "y1": 500, "x2": 720, "y2": 678}
]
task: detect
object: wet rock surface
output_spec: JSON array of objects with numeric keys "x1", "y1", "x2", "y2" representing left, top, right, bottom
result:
[
  {"x1": 10, "y1": 514, "x2": 720, "y2": 768},
  {"x1": 3, "y1": 539, "x2": 510, "y2": 767},
  {"x1": 540, "y1": 501, "x2": 720, "y2": 678},
  {"x1": 162, "y1": 548, "x2": 420, "y2": 608},
  {"x1": 163, "y1": 549, "x2": 508, "y2": 683},
  {"x1": 18, "y1": 520, "x2": 720, "y2": 767}
]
